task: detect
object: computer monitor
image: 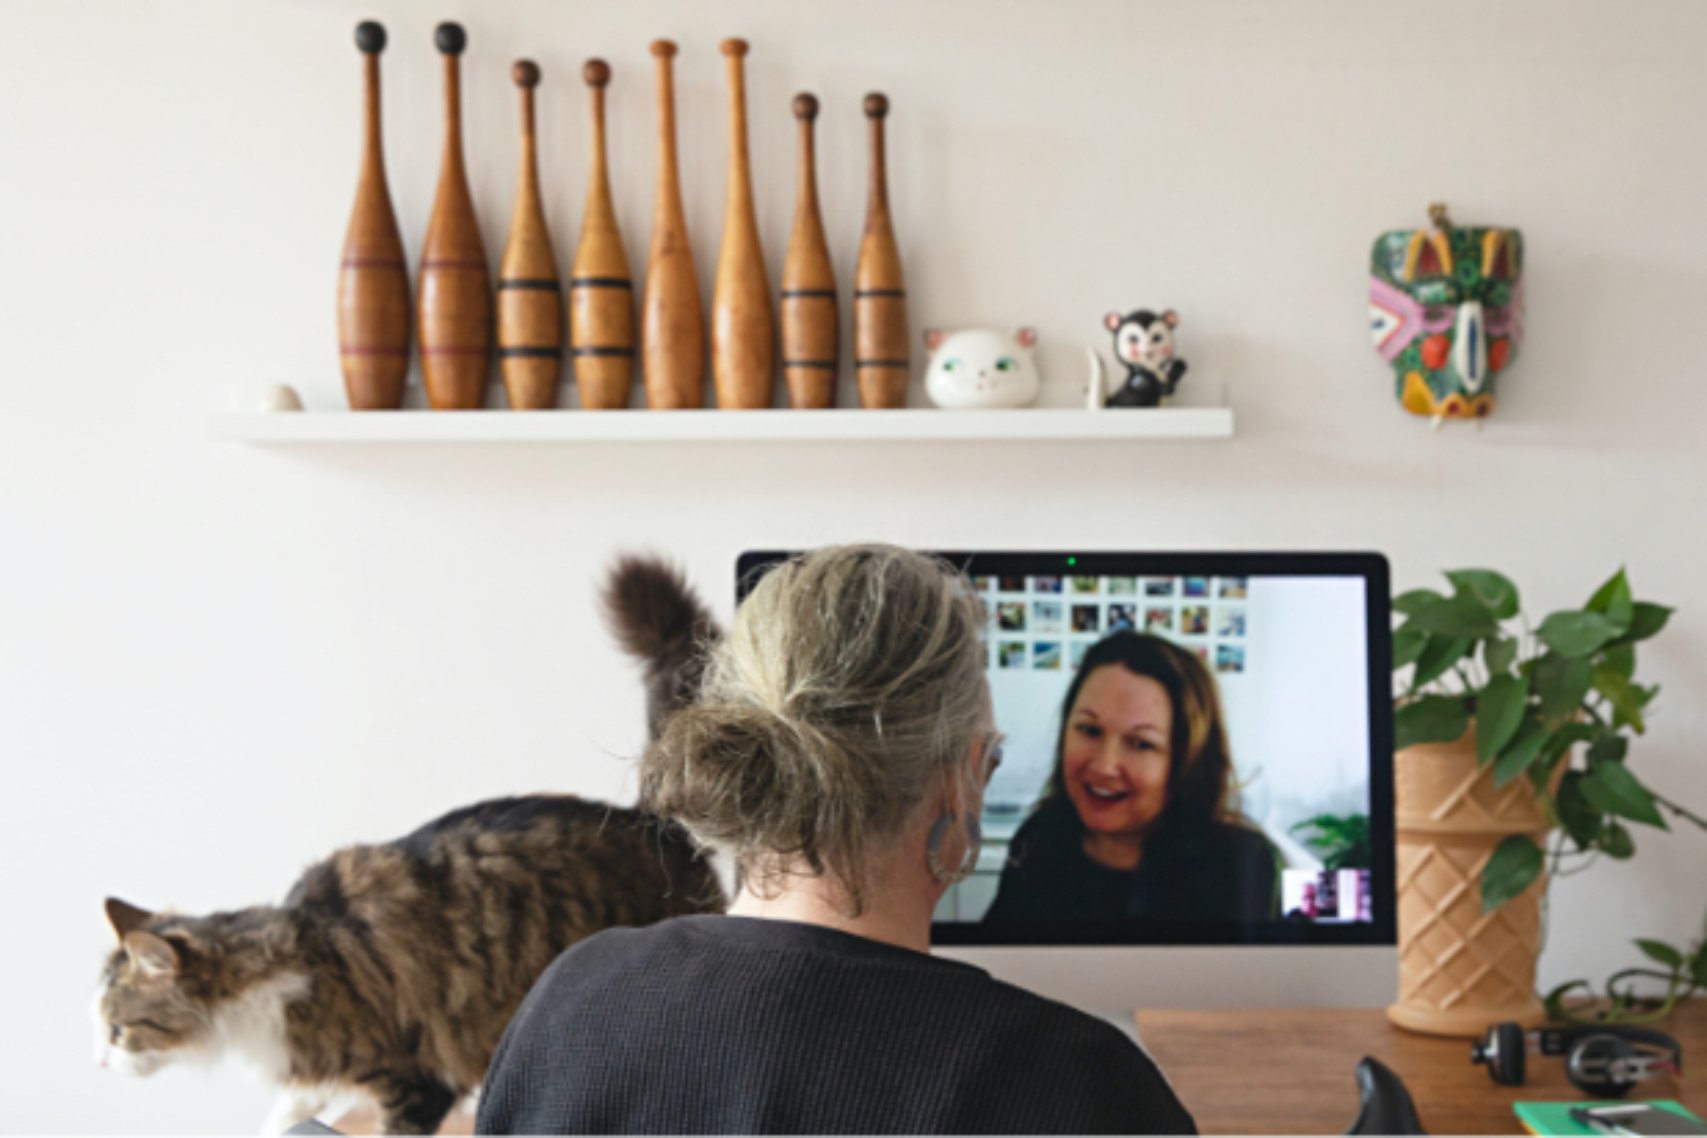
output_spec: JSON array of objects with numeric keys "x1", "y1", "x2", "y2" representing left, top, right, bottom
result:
[{"x1": 736, "y1": 550, "x2": 1396, "y2": 1010}]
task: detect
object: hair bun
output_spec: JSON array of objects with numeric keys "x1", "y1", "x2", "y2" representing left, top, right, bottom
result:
[
  {"x1": 642, "y1": 699, "x2": 870, "y2": 875},
  {"x1": 641, "y1": 703, "x2": 796, "y2": 831},
  {"x1": 637, "y1": 544, "x2": 990, "y2": 911}
]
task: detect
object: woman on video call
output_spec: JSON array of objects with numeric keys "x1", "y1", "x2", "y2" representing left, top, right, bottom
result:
[{"x1": 984, "y1": 632, "x2": 1281, "y2": 924}]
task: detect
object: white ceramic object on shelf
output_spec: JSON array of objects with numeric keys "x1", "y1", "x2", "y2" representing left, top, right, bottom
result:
[
  {"x1": 258, "y1": 384, "x2": 305, "y2": 412},
  {"x1": 923, "y1": 328, "x2": 1043, "y2": 409}
]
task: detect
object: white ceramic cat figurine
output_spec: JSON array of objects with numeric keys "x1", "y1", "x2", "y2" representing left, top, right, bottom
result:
[{"x1": 923, "y1": 328, "x2": 1042, "y2": 409}]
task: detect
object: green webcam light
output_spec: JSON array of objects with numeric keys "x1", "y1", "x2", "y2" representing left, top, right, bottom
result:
[{"x1": 1067, "y1": 557, "x2": 1077, "y2": 566}]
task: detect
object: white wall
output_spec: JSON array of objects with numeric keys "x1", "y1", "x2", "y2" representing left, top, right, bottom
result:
[
  {"x1": 4, "y1": 0, "x2": 1706, "y2": 1131},
  {"x1": 1240, "y1": 576, "x2": 1371, "y2": 836}
]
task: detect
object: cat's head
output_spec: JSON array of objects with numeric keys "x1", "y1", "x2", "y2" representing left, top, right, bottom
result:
[
  {"x1": 1105, "y1": 309, "x2": 1180, "y2": 371},
  {"x1": 93, "y1": 898, "x2": 215, "y2": 1077},
  {"x1": 923, "y1": 328, "x2": 1041, "y2": 409}
]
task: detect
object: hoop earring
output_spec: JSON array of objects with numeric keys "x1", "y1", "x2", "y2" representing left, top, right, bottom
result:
[{"x1": 927, "y1": 811, "x2": 982, "y2": 885}]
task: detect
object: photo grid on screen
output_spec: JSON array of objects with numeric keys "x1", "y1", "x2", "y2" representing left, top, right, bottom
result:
[{"x1": 974, "y1": 573, "x2": 1249, "y2": 676}]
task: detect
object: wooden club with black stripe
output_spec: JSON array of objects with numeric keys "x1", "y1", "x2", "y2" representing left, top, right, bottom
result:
[
  {"x1": 854, "y1": 93, "x2": 907, "y2": 408},
  {"x1": 781, "y1": 92, "x2": 837, "y2": 409},
  {"x1": 570, "y1": 59, "x2": 635, "y2": 410},
  {"x1": 498, "y1": 59, "x2": 564, "y2": 410}
]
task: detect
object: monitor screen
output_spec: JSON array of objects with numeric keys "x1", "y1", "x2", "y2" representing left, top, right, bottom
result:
[{"x1": 736, "y1": 551, "x2": 1394, "y2": 949}]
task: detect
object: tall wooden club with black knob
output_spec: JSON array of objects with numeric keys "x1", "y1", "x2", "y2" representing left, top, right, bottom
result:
[
  {"x1": 337, "y1": 20, "x2": 409, "y2": 410},
  {"x1": 418, "y1": 21, "x2": 491, "y2": 409}
]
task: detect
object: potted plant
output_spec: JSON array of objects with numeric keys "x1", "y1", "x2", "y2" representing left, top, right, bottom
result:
[
  {"x1": 1290, "y1": 813, "x2": 1372, "y2": 870},
  {"x1": 1385, "y1": 568, "x2": 1693, "y2": 1036}
]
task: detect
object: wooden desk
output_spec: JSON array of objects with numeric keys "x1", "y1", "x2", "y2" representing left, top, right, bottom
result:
[
  {"x1": 1137, "y1": 1003, "x2": 1707, "y2": 1135},
  {"x1": 337, "y1": 1003, "x2": 1706, "y2": 1135}
]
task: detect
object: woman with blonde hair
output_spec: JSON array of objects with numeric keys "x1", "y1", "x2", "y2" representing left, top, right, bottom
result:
[
  {"x1": 478, "y1": 545, "x2": 1194, "y2": 1135},
  {"x1": 986, "y1": 631, "x2": 1280, "y2": 925}
]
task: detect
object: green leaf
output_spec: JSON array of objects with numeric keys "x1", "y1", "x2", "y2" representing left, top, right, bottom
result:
[
  {"x1": 1533, "y1": 654, "x2": 1594, "y2": 723},
  {"x1": 1395, "y1": 697, "x2": 1470, "y2": 750},
  {"x1": 1394, "y1": 588, "x2": 1447, "y2": 616},
  {"x1": 1586, "y1": 568, "x2": 1634, "y2": 633},
  {"x1": 1637, "y1": 684, "x2": 1662, "y2": 709},
  {"x1": 1623, "y1": 602, "x2": 1674, "y2": 642},
  {"x1": 1580, "y1": 761, "x2": 1666, "y2": 828},
  {"x1": 1602, "y1": 820, "x2": 1635, "y2": 859},
  {"x1": 1544, "y1": 980, "x2": 1592, "y2": 1021},
  {"x1": 1636, "y1": 939, "x2": 1684, "y2": 968},
  {"x1": 1536, "y1": 611, "x2": 1621, "y2": 658},
  {"x1": 1392, "y1": 631, "x2": 1426, "y2": 670},
  {"x1": 1412, "y1": 637, "x2": 1472, "y2": 689},
  {"x1": 1600, "y1": 642, "x2": 1635, "y2": 681},
  {"x1": 1542, "y1": 722, "x2": 1597, "y2": 765},
  {"x1": 1476, "y1": 674, "x2": 1529, "y2": 761},
  {"x1": 1289, "y1": 813, "x2": 1371, "y2": 870},
  {"x1": 1484, "y1": 636, "x2": 1518, "y2": 677},
  {"x1": 1494, "y1": 720, "x2": 1550, "y2": 788},
  {"x1": 1594, "y1": 667, "x2": 1647, "y2": 733},
  {"x1": 1693, "y1": 950, "x2": 1707, "y2": 988},
  {"x1": 1586, "y1": 731, "x2": 1628, "y2": 765},
  {"x1": 1481, "y1": 835, "x2": 1544, "y2": 912},
  {"x1": 1406, "y1": 593, "x2": 1500, "y2": 640},
  {"x1": 1448, "y1": 570, "x2": 1521, "y2": 620},
  {"x1": 1531, "y1": 722, "x2": 1592, "y2": 795},
  {"x1": 1557, "y1": 771, "x2": 1603, "y2": 848}
]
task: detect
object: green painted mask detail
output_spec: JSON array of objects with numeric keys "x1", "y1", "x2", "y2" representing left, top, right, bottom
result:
[{"x1": 1369, "y1": 224, "x2": 1524, "y2": 420}]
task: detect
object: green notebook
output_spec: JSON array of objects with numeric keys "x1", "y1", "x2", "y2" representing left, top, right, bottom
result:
[{"x1": 1515, "y1": 1099, "x2": 1704, "y2": 1136}]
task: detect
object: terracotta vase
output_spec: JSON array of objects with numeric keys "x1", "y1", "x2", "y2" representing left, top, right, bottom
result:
[{"x1": 1388, "y1": 724, "x2": 1551, "y2": 1038}]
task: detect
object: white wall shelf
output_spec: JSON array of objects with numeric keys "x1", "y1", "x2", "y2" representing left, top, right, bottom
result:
[{"x1": 208, "y1": 407, "x2": 1234, "y2": 445}]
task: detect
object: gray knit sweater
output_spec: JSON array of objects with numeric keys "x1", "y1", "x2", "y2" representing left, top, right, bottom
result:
[{"x1": 477, "y1": 915, "x2": 1196, "y2": 1135}]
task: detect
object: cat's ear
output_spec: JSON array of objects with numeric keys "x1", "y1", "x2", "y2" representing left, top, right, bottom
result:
[
  {"x1": 105, "y1": 898, "x2": 154, "y2": 941},
  {"x1": 924, "y1": 329, "x2": 946, "y2": 352},
  {"x1": 1104, "y1": 311, "x2": 1124, "y2": 332},
  {"x1": 1161, "y1": 309, "x2": 1180, "y2": 329},
  {"x1": 122, "y1": 930, "x2": 180, "y2": 977},
  {"x1": 1015, "y1": 327, "x2": 1038, "y2": 348}
]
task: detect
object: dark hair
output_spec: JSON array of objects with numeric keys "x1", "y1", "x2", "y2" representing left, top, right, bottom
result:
[{"x1": 1043, "y1": 632, "x2": 1237, "y2": 842}]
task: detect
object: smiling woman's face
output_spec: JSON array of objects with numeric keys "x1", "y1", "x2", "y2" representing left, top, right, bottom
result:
[{"x1": 1061, "y1": 665, "x2": 1172, "y2": 847}]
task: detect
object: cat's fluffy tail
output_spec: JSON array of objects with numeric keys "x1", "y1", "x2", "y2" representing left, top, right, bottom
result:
[{"x1": 601, "y1": 555, "x2": 721, "y2": 740}]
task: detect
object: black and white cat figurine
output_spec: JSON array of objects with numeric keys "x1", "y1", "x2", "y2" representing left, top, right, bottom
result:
[{"x1": 1096, "y1": 308, "x2": 1188, "y2": 408}]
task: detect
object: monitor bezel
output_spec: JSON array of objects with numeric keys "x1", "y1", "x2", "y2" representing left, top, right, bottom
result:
[{"x1": 735, "y1": 549, "x2": 1395, "y2": 948}]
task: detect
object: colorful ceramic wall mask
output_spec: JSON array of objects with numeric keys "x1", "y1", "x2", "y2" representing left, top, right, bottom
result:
[{"x1": 1370, "y1": 204, "x2": 1523, "y2": 423}]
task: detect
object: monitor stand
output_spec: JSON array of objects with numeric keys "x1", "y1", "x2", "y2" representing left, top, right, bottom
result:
[{"x1": 937, "y1": 944, "x2": 1398, "y2": 1013}]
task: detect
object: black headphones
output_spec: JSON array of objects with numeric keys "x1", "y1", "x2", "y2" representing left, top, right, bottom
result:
[{"x1": 1470, "y1": 1022, "x2": 1683, "y2": 1097}]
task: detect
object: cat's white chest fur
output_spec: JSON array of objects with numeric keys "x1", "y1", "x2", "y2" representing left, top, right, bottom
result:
[
  {"x1": 217, "y1": 972, "x2": 313, "y2": 1084},
  {"x1": 923, "y1": 328, "x2": 1042, "y2": 409},
  {"x1": 220, "y1": 974, "x2": 332, "y2": 1135}
]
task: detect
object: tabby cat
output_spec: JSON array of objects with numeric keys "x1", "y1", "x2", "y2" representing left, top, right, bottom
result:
[
  {"x1": 599, "y1": 552, "x2": 720, "y2": 738},
  {"x1": 95, "y1": 557, "x2": 725, "y2": 1134}
]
